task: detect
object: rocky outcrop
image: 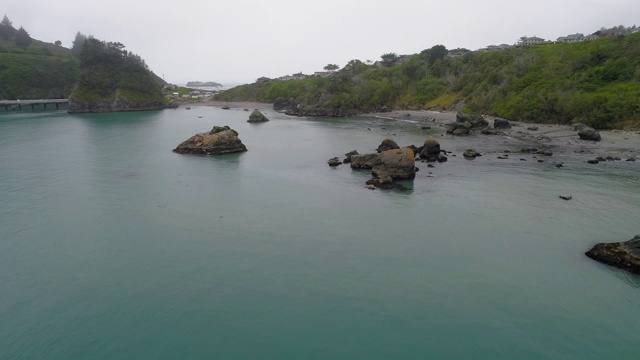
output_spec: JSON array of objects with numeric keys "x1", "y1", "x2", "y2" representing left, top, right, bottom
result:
[
  {"x1": 578, "y1": 127, "x2": 601, "y2": 141},
  {"x1": 585, "y1": 235, "x2": 640, "y2": 274},
  {"x1": 343, "y1": 150, "x2": 358, "y2": 164},
  {"x1": 446, "y1": 121, "x2": 472, "y2": 135},
  {"x1": 456, "y1": 111, "x2": 489, "y2": 129},
  {"x1": 377, "y1": 138, "x2": 400, "y2": 153},
  {"x1": 328, "y1": 157, "x2": 341, "y2": 167},
  {"x1": 419, "y1": 137, "x2": 441, "y2": 161},
  {"x1": 247, "y1": 109, "x2": 269, "y2": 122},
  {"x1": 493, "y1": 117, "x2": 511, "y2": 129},
  {"x1": 372, "y1": 148, "x2": 416, "y2": 180},
  {"x1": 350, "y1": 153, "x2": 378, "y2": 169},
  {"x1": 173, "y1": 126, "x2": 247, "y2": 155}
]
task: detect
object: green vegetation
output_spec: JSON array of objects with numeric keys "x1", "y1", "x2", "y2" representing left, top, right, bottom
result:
[
  {"x1": 0, "y1": 15, "x2": 78, "y2": 99},
  {"x1": 217, "y1": 33, "x2": 640, "y2": 129},
  {"x1": 69, "y1": 36, "x2": 165, "y2": 112}
]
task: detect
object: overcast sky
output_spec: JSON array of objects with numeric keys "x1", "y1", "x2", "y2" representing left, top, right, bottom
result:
[{"x1": 3, "y1": 0, "x2": 639, "y2": 85}]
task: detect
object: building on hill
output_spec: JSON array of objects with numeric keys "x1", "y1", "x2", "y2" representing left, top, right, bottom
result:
[
  {"x1": 479, "y1": 44, "x2": 512, "y2": 52},
  {"x1": 517, "y1": 36, "x2": 550, "y2": 46},
  {"x1": 557, "y1": 33, "x2": 584, "y2": 42},
  {"x1": 256, "y1": 77, "x2": 271, "y2": 83},
  {"x1": 447, "y1": 48, "x2": 471, "y2": 57}
]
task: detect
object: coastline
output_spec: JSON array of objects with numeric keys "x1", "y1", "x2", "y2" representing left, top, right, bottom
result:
[{"x1": 189, "y1": 100, "x2": 640, "y2": 161}]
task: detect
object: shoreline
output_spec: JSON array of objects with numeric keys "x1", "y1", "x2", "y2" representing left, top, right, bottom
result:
[{"x1": 189, "y1": 100, "x2": 640, "y2": 161}]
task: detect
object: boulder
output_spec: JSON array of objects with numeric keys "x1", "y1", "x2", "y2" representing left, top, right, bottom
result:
[
  {"x1": 585, "y1": 234, "x2": 640, "y2": 274},
  {"x1": 527, "y1": 126, "x2": 539, "y2": 131},
  {"x1": 173, "y1": 126, "x2": 247, "y2": 155},
  {"x1": 343, "y1": 150, "x2": 358, "y2": 164},
  {"x1": 372, "y1": 148, "x2": 416, "y2": 180},
  {"x1": 247, "y1": 109, "x2": 269, "y2": 122},
  {"x1": 350, "y1": 153, "x2": 378, "y2": 169},
  {"x1": 377, "y1": 138, "x2": 400, "y2": 153},
  {"x1": 456, "y1": 111, "x2": 488, "y2": 129},
  {"x1": 578, "y1": 127, "x2": 601, "y2": 141},
  {"x1": 493, "y1": 117, "x2": 511, "y2": 129},
  {"x1": 463, "y1": 149, "x2": 479, "y2": 158},
  {"x1": 327, "y1": 157, "x2": 341, "y2": 167},
  {"x1": 419, "y1": 137, "x2": 441, "y2": 161},
  {"x1": 481, "y1": 128, "x2": 498, "y2": 135}
]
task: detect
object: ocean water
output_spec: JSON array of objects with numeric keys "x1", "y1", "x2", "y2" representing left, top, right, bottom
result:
[{"x1": 1, "y1": 106, "x2": 639, "y2": 359}]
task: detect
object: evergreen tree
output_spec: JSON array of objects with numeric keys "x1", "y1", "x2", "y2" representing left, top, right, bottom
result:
[
  {"x1": 71, "y1": 32, "x2": 87, "y2": 57},
  {"x1": 14, "y1": 26, "x2": 31, "y2": 47},
  {"x1": 0, "y1": 14, "x2": 16, "y2": 40}
]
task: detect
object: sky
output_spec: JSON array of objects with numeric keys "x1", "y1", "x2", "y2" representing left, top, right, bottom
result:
[{"x1": 3, "y1": 0, "x2": 639, "y2": 85}]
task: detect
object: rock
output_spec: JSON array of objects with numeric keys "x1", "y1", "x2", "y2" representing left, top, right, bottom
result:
[
  {"x1": 587, "y1": 159, "x2": 599, "y2": 164},
  {"x1": 377, "y1": 138, "x2": 400, "y2": 153},
  {"x1": 481, "y1": 128, "x2": 498, "y2": 135},
  {"x1": 343, "y1": 150, "x2": 358, "y2": 164},
  {"x1": 247, "y1": 109, "x2": 269, "y2": 122},
  {"x1": 350, "y1": 153, "x2": 378, "y2": 169},
  {"x1": 627, "y1": 158, "x2": 636, "y2": 162},
  {"x1": 578, "y1": 127, "x2": 601, "y2": 141},
  {"x1": 327, "y1": 157, "x2": 341, "y2": 167},
  {"x1": 437, "y1": 154, "x2": 448, "y2": 163},
  {"x1": 173, "y1": 126, "x2": 247, "y2": 155},
  {"x1": 493, "y1": 117, "x2": 511, "y2": 129},
  {"x1": 527, "y1": 126, "x2": 539, "y2": 131},
  {"x1": 463, "y1": 149, "x2": 479, "y2": 158},
  {"x1": 372, "y1": 148, "x2": 416, "y2": 180},
  {"x1": 366, "y1": 175, "x2": 395, "y2": 189},
  {"x1": 221, "y1": 106, "x2": 230, "y2": 110},
  {"x1": 419, "y1": 137, "x2": 441, "y2": 161},
  {"x1": 456, "y1": 111, "x2": 488, "y2": 129},
  {"x1": 366, "y1": 184, "x2": 376, "y2": 190},
  {"x1": 556, "y1": 163, "x2": 564, "y2": 168},
  {"x1": 585, "y1": 234, "x2": 640, "y2": 274},
  {"x1": 559, "y1": 195, "x2": 572, "y2": 200}
]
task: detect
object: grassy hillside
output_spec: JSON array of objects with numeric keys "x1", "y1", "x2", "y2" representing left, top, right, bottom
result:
[
  {"x1": 0, "y1": 39, "x2": 78, "y2": 99},
  {"x1": 217, "y1": 33, "x2": 640, "y2": 129}
]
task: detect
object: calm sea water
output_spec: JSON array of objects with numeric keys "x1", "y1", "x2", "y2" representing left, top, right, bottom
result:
[{"x1": 1, "y1": 107, "x2": 639, "y2": 359}]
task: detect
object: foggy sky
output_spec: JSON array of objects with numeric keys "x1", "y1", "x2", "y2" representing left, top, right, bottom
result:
[{"x1": 3, "y1": 0, "x2": 639, "y2": 85}]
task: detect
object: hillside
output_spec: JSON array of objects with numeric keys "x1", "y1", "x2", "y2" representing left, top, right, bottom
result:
[
  {"x1": 0, "y1": 39, "x2": 78, "y2": 100},
  {"x1": 216, "y1": 33, "x2": 640, "y2": 129},
  {"x1": 68, "y1": 37, "x2": 166, "y2": 113}
]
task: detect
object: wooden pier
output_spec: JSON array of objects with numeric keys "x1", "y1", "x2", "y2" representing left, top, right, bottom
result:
[{"x1": 0, "y1": 99, "x2": 69, "y2": 111}]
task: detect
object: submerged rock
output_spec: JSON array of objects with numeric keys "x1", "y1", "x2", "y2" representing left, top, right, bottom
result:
[
  {"x1": 585, "y1": 235, "x2": 640, "y2": 274},
  {"x1": 247, "y1": 109, "x2": 269, "y2": 122},
  {"x1": 173, "y1": 125, "x2": 247, "y2": 155}
]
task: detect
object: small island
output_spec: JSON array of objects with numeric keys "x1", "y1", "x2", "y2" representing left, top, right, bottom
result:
[
  {"x1": 186, "y1": 81, "x2": 223, "y2": 87},
  {"x1": 173, "y1": 126, "x2": 247, "y2": 155}
]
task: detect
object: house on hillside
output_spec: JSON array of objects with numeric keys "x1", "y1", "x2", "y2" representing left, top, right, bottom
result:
[
  {"x1": 517, "y1": 36, "x2": 549, "y2": 46},
  {"x1": 557, "y1": 33, "x2": 584, "y2": 42},
  {"x1": 256, "y1": 77, "x2": 271, "y2": 83},
  {"x1": 447, "y1": 48, "x2": 471, "y2": 57},
  {"x1": 314, "y1": 71, "x2": 332, "y2": 77},
  {"x1": 479, "y1": 44, "x2": 512, "y2": 52}
]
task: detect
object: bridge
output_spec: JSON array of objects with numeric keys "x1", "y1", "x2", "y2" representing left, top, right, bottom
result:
[{"x1": 0, "y1": 99, "x2": 69, "y2": 111}]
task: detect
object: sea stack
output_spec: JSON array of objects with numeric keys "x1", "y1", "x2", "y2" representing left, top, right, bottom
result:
[{"x1": 173, "y1": 125, "x2": 247, "y2": 155}]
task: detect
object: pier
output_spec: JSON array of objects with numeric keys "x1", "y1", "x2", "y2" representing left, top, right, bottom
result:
[{"x1": 0, "y1": 99, "x2": 69, "y2": 111}]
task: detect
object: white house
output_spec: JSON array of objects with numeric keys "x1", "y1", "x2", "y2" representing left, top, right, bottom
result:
[
  {"x1": 518, "y1": 36, "x2": 549, "y2": 46},
  {"x1": 557, "y1": 33, "x2": 584, "y2": 42}
]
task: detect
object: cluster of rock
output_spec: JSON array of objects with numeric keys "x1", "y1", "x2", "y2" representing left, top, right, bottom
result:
[
  {"x1": 585, "y1": 234, "x2": 640, "y2": 274},
  {"x1": 446, "y1": 111, "x2": 490, "y2": 135},
  {"x1": 328, "y1": 137, "x2": 452, "y2": 190},
  {"x1": 173, "y1": 125, "x2": 247, "y2": 155},
  {"x1": 587, "y1": 155, "x2": 635, "y2": 164}
]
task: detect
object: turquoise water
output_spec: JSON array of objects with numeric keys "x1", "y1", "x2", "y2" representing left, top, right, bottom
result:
[{"x1": 1, "y1": 107, "x2": 639, "y2": 359}]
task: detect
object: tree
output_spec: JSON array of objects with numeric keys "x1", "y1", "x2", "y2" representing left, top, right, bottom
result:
[
  {"x1": 71, "y1": 32, "x2": 88, "y2": 57},
  {"x1": 420, "y1": 45, "x2": 448, "y2": 65},
  {"x1": 380, "y1": 52, "x2": 399, "y2": 67},
  {"x1": 0, "y1": 14, "x2": 16, "y2": 40},
  {"x1": 324, "y1": 64, "x2": 339, "y2": 72},
  {"x1": 55, "y1": 40, "x2": 62, "y2": 46},
  {"x1": 14, "y1": 26, "x2": 31, "y2": 47}
]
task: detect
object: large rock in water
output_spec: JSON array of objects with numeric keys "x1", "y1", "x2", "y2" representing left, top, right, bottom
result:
[
  {"x1": 247, "y1": 110, "x2": 269, "y2": 122},
  {"x1": 350, "y1": 153, "x2": 378, "y2": 169},
  {"x1": 493, "y1": 117, "x2": 511, "y2": 129},
  {"x1": 419, "y1": 137, "x2": 441, "y2": 161},
  {"x1": 377, "y1": 138, "x2": 400, "y2": 153},
  {"x1": 456, "y1": 111, "x2": 488, "y2": 129},
  {"x1": 585, "y1": 235, "x2": 640, "y2": 274},
  {"x1": 372, "y1": 148, "x2": 416, "y2": 180},
  {"x1": 173, "y1": 125, "x2": 247, "y2": 155},
  {"x1": 578, "y1": 127, "x2": 601, "y2": 141}
]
